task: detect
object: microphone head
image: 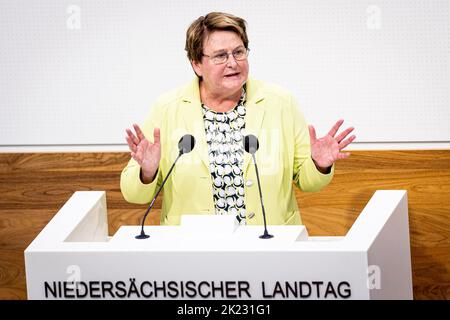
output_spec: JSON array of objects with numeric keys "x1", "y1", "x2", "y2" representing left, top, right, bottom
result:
[
  {"x1": 244, "y1": 134, "x2": 259, "y2": 154},
  {"x1": 178, "y1": 134, "x2": 196, "y2": 155}
]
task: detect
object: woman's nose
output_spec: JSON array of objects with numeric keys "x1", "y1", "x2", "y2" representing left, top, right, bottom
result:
[{"x1": 226, "y1": 55, "x2": 238, "y2": 67}]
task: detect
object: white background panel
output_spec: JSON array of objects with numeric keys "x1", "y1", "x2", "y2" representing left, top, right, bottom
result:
[{"x1": 1, "y1": 0, "x2": 449, "y2": 147}]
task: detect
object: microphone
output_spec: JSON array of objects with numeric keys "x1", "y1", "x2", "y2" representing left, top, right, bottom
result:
[
  {"x1": 135, "y1": 134, "x2": 196, "y2": 239},
  {"x1": 243, "y1": 135, "x2": 273, "y2": 239}
]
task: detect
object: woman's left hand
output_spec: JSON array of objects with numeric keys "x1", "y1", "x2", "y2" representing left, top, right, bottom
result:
[{"x1": 309, "y1": 119, "x2": 356, "y2": 173}]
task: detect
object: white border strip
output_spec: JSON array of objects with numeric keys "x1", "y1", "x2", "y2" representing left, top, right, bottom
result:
[{"x1": 0, "y1": 142, "x2": 449, "y2": 153}]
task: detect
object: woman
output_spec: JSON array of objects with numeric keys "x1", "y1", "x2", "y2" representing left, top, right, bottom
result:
[{"x1": 121, "y1": 12, "x2": 355, "y2": 226}]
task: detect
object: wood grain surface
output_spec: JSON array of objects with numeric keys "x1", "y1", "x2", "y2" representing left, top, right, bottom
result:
[{"x1": 0, "y1": 151, "x2": 449, "y2": 299}]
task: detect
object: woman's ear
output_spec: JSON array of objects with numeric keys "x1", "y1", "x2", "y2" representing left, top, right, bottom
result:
[{"x1": 191, "y1": 59, "x2": 203, "y2": 78}]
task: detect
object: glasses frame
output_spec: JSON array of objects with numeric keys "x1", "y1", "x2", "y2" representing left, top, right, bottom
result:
[{"x1": 202, "y1": 47, "x2": 250, "y2": 65}]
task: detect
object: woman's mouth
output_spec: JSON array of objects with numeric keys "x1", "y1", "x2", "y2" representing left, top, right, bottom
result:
[{"x1": 224, "y1": 72, "x2": 240, "y2": 78}]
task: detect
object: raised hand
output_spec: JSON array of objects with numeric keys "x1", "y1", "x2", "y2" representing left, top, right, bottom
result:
[
  {"x1": 308, "y1": 119, "x2": 355, "y2": 172},
  {"x1": 125, "y1": 124, "x2": 161, "y2": 183}
]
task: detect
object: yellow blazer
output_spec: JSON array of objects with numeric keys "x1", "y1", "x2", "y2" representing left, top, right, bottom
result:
[{"x1": 120, "y1": 78, "x2": 334, "y2": 225}]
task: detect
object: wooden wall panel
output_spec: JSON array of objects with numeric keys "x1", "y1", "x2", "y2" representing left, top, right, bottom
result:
[{"x1": 0, "y1": 150, "x2": 449, "y2": 299}]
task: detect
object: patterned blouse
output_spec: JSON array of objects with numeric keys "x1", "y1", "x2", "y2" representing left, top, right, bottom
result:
[{"x1": 201, "y1": 88, "x2": 247, "y2": 225}]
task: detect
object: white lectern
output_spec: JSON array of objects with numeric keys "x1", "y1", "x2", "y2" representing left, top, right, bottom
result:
[{"x1": 25, "y1": 190, "x2": 412, "y2": 300}]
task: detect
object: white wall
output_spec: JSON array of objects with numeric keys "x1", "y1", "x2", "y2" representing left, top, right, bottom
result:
[{"x1": 1, "y1": 0, "x2": 449, "y2": 151}]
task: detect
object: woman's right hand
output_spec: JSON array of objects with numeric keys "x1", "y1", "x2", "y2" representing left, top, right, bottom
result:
[{"x1": 125, "y1": 124, "x2": 161, "y2": 183}]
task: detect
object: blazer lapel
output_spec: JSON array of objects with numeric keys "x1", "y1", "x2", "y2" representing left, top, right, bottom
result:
[
  {"x1": 181, "y1": 79, "x2": 211, "y2": 171},
  {"x1": 242, "y1": 80, "x2": 266, "y2": 175}
]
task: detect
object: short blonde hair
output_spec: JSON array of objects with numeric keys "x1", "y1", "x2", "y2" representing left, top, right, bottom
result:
[{"x1": 185, "y1": 12, "x2": 249, "y2": 63}]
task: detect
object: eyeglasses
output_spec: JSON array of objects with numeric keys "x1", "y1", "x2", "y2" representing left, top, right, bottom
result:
[{"x1": 202, "y1": 47, "x2": 250, "y2": 65}]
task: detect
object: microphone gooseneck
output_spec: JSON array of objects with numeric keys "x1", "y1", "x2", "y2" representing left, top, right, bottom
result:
[
  {"x1": 243, "y1": 135, "x2": 274, "y2": 239},
  {"x1": 136, "y1": 134, "x2": 195, "y2": 239}
]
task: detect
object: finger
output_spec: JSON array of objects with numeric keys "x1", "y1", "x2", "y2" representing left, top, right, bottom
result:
[
  {"x1": 125, "y1": 128, "x2": 135, "y2": 141},
  {"x1": 337, "y1": 152, "x2": 351, "y2": 160},
  {"x1": 338, "y1": 135, "x2": 356, "y2": 150},
  {"x1": 327, "y1": 119, "x2": 344, "y2": 137},
  {"x1": 133, "y1": 124, "x2": 145, "y2": 141},
  {"x1": 153, "y1": 127, "x2": 161, "y2": 145},
  {"x1": 308, "y1": 125, "x2": 317, "y2": 143},
  {"x1": 131, "y1": 152, "x2": 141, "y2": 165},
  {"x1": 134, "y1": 144, "x2": 143, "y2": 164},
  {"x1": 125, "y1": 135, "x2": 137, "y2": 153},
  {"x1": 335, "y1": 127, "x2": 354, "y2": 143},
  {"x1": 126, "y1": 128, "x2": 139, "y2": 146}
]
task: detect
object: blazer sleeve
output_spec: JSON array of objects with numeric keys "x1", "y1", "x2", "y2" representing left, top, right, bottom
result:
[
  {"x1": 290, "y1": 94, "x2": 335, "y2": 192},
  {"x1": 120, "y1": 102, "x2": 164, "y2": 204}
]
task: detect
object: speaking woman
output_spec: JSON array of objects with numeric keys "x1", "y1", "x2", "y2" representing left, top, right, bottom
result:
[{"x1": 121, "y1": 12, "x2": 355, "y2": 226}]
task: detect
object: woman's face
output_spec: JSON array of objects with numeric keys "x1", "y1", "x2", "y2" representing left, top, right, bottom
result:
[{"x1": 192, "y1": 30, "x2": 249, "y2": 97}]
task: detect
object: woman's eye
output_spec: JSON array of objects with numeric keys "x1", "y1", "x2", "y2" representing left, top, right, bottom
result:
[{"x1": 215, "y1": 53, "x2": 227, "y2": 60}]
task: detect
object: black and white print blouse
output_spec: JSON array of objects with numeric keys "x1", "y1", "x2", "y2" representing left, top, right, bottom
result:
[{"x1": 201, "y1": 89, "x2": 247, "y2": 225}]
